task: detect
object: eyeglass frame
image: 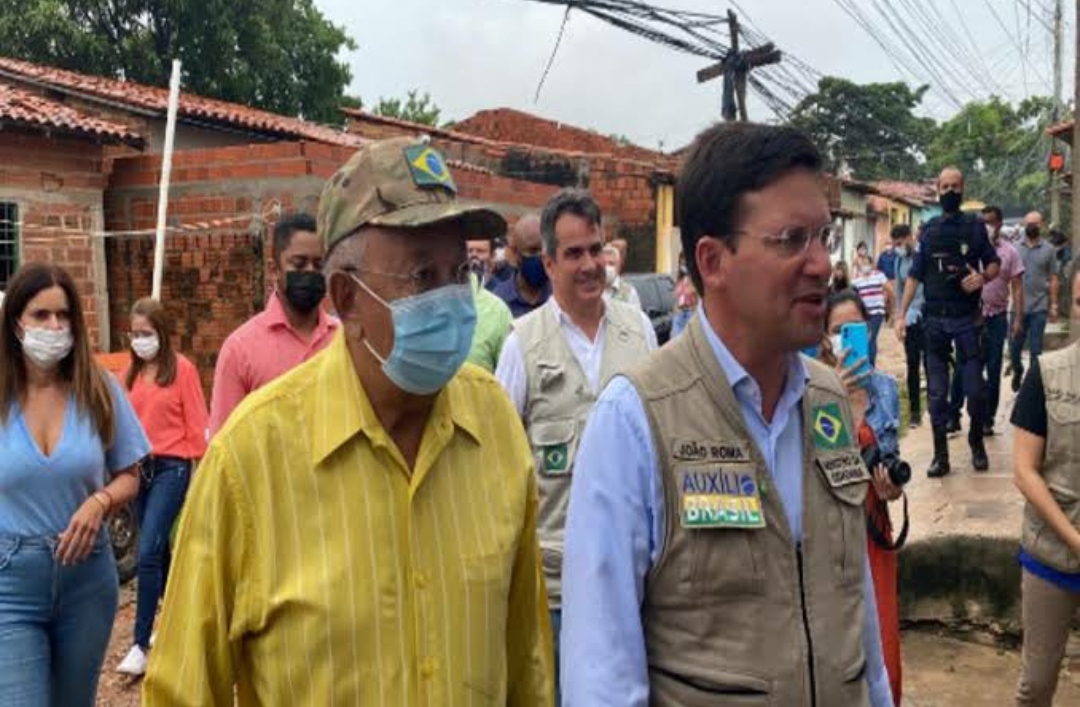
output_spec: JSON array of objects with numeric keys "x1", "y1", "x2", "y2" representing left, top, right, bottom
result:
[
  {"x1": 340, "y1": 260, "x2": 473, "y2": 297},
  {"x1": 735, "y1": 223, "x2": 840, "y2": 258}
]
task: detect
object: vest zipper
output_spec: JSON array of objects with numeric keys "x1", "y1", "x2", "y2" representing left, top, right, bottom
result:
[{"x1": 796, "y1": 542, "x2": 817, "y2": 707}]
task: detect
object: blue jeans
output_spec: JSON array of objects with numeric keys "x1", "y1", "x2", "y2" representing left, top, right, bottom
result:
[
  {"x1": 867, "y1": 313, "x2": 885, "y2": 368},
  {"x1": 1009, "y1": 310, "x2": 1049, "y2": 377},
  {"x1": 134, "y1": 456, "x2": 192, "y2": 649},
  {"x1": 982, "y1": 313, "x2": 1009, "y2": 422},
  {"x1": 551, "y1": 608, "x2": 562, "y2": 705},
  {"x1": 0, "y1": 533, "x2": 118, "y2": 707}
]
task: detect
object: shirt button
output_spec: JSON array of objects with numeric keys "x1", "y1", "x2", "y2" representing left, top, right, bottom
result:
[
  {"x1": 415, "y1": 572, "x2": 428, "y2": 589},
  {"x1": 420, "y1": 658, "x2": 438, "y2": 678}
]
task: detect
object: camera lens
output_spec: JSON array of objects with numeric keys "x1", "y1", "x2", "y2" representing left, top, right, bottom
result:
[{"x1": 888, "y1": 459, "x2": 911, "y2": 487}]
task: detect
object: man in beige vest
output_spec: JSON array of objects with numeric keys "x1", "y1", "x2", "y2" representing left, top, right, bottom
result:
[
  {"x1": 560, "y1": 123, "x2": 893, "y2": 707},
  {"x1": 495, "y1": 187, "x2": 656, "y2": 697}
]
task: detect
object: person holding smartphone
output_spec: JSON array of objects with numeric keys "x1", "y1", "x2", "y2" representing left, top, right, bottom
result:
[{"x1": 820, "y1": 289, "x2": 905, "y2": 706}]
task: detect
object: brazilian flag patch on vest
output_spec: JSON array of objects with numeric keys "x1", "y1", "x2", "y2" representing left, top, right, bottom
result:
[
  {"x1": 403, "y1": 145, "x2": 457, "y2": 192},
  {"x1": 812, "y1": 402, "x2": 850, "y2": 449},
  {"x1": 543, "y1": 444, "x2": 569, "y2": 474}
]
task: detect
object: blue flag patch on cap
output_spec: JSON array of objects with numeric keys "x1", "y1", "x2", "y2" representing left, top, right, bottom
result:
[{"x1": 403, "y1": 145, "x2": 457, "y2": 192}]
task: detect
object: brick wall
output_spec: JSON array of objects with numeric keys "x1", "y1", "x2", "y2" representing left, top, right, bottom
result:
[
  {"x1": 105, "y1": 140, "x2": 355, "y2": 392},
  {"x1": 0, "y1": 130, "x2": 109, "y2": 347},
  {"x1": 453, "y1": 108, "x2": 667, "y2": 165},
  {"x1": 347, "y1": 116, "x2": 666, "y2": 271}
]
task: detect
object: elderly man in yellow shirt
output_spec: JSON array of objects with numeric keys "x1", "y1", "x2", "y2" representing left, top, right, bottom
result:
[{"x1": 143, "y1": 137, "x2": 554, "y2": 707}]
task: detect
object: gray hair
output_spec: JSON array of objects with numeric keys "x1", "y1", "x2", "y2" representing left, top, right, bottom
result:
[{"x1": 539, "y1": 188, "x2": 602, "y2": 258}]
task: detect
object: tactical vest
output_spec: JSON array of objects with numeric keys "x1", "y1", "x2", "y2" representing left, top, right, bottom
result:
[
  {"x1": 625, "y1": 315, "x2": 871, "y2": 707},
  {"x1": 517, "y1": 299, "x2": 651, "y2": 605},
  {"x1": 1021, "y1": 342, "x2": 1080, "y2": 573},
  {"x1": 922, "y1": 214, "x2": 982, "y2": 316}
]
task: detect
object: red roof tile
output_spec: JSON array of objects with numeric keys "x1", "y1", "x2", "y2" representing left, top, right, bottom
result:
[
  {"x1": 873, "y1": 180, "x2": 935, "y2": 204},
  {"x1": 0, "y1": 56, "x2": 361, "y2": 147},
  {"x1": 0, "y1": 82, "x2": 143, "y2": 146}
]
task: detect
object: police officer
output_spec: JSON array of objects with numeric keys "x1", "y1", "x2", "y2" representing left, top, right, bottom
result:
[
  {"x1": 897, "y1": 167, "x2": 1000, "y2": 477},
  {"x1": 560, "y1": 122, "x2": 893, "y2": 707}
]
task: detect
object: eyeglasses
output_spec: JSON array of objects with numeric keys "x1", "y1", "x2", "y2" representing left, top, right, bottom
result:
[
  {"x1": 740, "y1": 224, "x2": 839, "y2": 258},
  {"x1": 347, "y1": 261, "x2": 472, "y2": 296}
]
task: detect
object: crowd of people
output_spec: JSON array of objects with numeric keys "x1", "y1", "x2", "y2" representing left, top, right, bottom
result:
[{"x1": 0, "y1": 123, "x2": 1077, "y2": 707}]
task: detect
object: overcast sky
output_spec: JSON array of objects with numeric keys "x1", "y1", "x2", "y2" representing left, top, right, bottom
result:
[{"x1": 321, "y1": 0, "x2": 1072, "y2": 150}]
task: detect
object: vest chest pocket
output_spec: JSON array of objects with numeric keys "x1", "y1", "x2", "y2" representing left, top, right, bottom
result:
[
  {"x1": 1047, "y1": 399, "x2": 1080, "y2": 464},
  {"x1": 528, "y1": 420, "x2": 578, "y2": 476},
  {"x1": 816, "y1": 452, "x2": 869, "y2": 589}
]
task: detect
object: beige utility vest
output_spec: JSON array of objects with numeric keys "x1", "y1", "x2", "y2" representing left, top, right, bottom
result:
[
  {"x1": 1021, "y1": 342, "x2": 1080, "y2": 573},
  {"x1": 517, "y1": 298, "x2": 651, "y2": 605},
  {"x1": 624, "y1": 315, "x2": 871, "y2": 707}
]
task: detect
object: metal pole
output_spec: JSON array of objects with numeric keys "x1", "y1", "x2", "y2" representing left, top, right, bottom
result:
[
  {"x1": 1051, "y1": 0, "x2": 1064, "y2": 226},
  {"x1": 152, "y1": 60, "x2": 181, "y2": 301}
]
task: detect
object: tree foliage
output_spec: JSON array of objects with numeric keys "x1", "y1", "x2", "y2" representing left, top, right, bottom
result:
[
  {"x1": 926, "y1": 96, "x2": 1056, "y2": 213},
  {"x1": 372, "y1": 90, "x2": 443, "y2": 127},
  {"x1": 789, "y1": 77, "x2": 936, "y2": 182},
  {"x1": 0, "y1": 0, "x2": 356, "y2": 124}
]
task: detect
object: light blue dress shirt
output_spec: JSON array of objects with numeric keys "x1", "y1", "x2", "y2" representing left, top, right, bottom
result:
[
  {"x1": 561, "y1": 309, "x2": 894, "y2": 707},
  {"x1": 896, "y1": 249, "x2": 925, "y2": 327}
]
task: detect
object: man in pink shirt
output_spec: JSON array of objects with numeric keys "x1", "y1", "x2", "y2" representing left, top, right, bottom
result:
[
  {"x1": 979, "y1": 205, "x2": 1024, "y2": 436},
  {"x1": 209, "y1": 213, "x2": 338, "y2": 435}
]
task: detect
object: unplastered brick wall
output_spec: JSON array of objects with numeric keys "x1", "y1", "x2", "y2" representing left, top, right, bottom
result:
[
  {"x1": 0, "y1": 131, "x2": 109, "y2": 347},
  {"x1": 105, "y1": 140, "x2": 356, "y2": 393}
]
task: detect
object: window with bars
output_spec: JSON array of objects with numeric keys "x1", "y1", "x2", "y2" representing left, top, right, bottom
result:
[{"x1": 0, "y1": 203, "x2": 18, "y2": 291}]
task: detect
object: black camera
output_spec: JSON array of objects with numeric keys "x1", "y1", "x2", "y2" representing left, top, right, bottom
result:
[{"x1": 861, "y1": 445, "x2": 911, "y2": 487}]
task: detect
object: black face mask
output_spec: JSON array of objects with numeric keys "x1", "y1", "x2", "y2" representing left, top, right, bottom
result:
[
  {"x1": 1025, "y1": 224, "x2": 1041, "y2": 240},
  {"x1": 940, "y1": 191, "x2": 963, "y2": 213},
  {"x1": 284, "y1": 271, "x2": 326, "y2": 314}
]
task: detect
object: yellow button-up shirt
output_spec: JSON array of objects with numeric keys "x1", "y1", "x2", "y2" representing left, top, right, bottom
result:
[{"x1": 143, "y1": 332, "x2": 553, "y2": 707}]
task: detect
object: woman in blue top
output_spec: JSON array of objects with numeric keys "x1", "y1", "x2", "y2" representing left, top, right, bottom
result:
[{"x1": 0, "y1": 263, "x2": 150, "y2": 707}]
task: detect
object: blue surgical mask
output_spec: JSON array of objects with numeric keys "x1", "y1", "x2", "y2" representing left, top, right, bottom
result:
[{"x1": 351, "y1": 275, "x2": 477, "y2": 395}]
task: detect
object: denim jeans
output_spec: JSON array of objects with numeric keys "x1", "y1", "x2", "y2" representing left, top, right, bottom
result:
[
  {"x1": 551, "y1": 608, "x2": 562, "y2": 706},
  {"x1": 902, "y1": 319, "x2": 928, "y2": 420},
  {"x1": 981, "y1": 313, "x2": 1009, "y2": 422},
  {"x1": 1010, "y1": 310, "x2": 1050, "y2": 377},
  {"x1": 0, "y1": 533, "x2": 118, "y2": 707},
  {"x1": 134, "y1": 456, "x2": 192, "y2": 649},
  {"x1": 867, "y1": 313, "x2": 885, "y2": 368}
]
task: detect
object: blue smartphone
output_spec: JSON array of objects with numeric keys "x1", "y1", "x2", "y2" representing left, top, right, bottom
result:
[{"x1": 839, "y1": 322, "x2": 871, "y2": 376}]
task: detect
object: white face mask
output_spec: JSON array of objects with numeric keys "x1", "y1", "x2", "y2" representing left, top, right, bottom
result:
[
  {"x1": 20, "y1": 327, "x2": 73, "y2": 369},
  {"x1": 605, "y1": 265, "x2": 618, "y2": 286},
  {"x1": 131, "y1": 334, "x2": 161, "y2": 362},
  {"x1": 829, "y1": 333, "x2": 844, "y2": 357}
]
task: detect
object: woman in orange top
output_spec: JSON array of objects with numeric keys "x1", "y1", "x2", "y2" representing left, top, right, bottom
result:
[{"x1": 116, "y1": 298, "x2": 208, "y2": 676}]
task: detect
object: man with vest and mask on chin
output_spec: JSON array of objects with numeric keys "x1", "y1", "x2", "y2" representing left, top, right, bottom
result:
[
  {"x1": 495, "y1": 187, "x2": 656, "y2": 700},
  {"x1": 143, "y1": 137, "x2": 553, "y2": 707},
  {"x1": 208, "y1": 213, "x2": 338, "y2": 435},
  {"x1": 560, "y1": 122, "x2": 893, "y2": 707},
  {"x1": 493, "y1": 213, "x2": 552, "y2": 318},
  {"x1": 897, "y1": 167, "x2": 1000, "y2": 478}
]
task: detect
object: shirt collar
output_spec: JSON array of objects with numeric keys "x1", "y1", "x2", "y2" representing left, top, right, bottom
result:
[
  {"x1": 264, "y1": 291, "x2": 335, "y2": 334},
  {"x1": 696, "y1": 305, "x2": 809, "y2": 412},
  {"x1": 310, "y1": 332, "x2": 482, "y2": 467}
]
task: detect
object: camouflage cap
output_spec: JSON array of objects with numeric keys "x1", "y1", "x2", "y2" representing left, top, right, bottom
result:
[{"x1": 318, "y1": 136, "x2": 506, "y2": 249}]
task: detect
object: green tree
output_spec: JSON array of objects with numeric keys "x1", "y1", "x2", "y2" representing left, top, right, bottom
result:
[
  {"x1": 925, "y1": 96, "x2": 1056, "y2": 213},
  {"x1": 372, "y1": 90, "x2": 443, "y2": 126},
  {"x1": 788, "y1": 77, "x2": 936, "y2": 181},
  {"x1": 0, "y1": 0, "x2": 356, "y2": 124}
]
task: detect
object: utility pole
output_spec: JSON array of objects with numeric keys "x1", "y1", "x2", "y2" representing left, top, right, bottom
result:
[
  {"x1": 1051, "y1": 0, "x2": 1064, "y2": 227},
  {"x1": 696, "y1": 10, "x2": 781, "y2": 122}
]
